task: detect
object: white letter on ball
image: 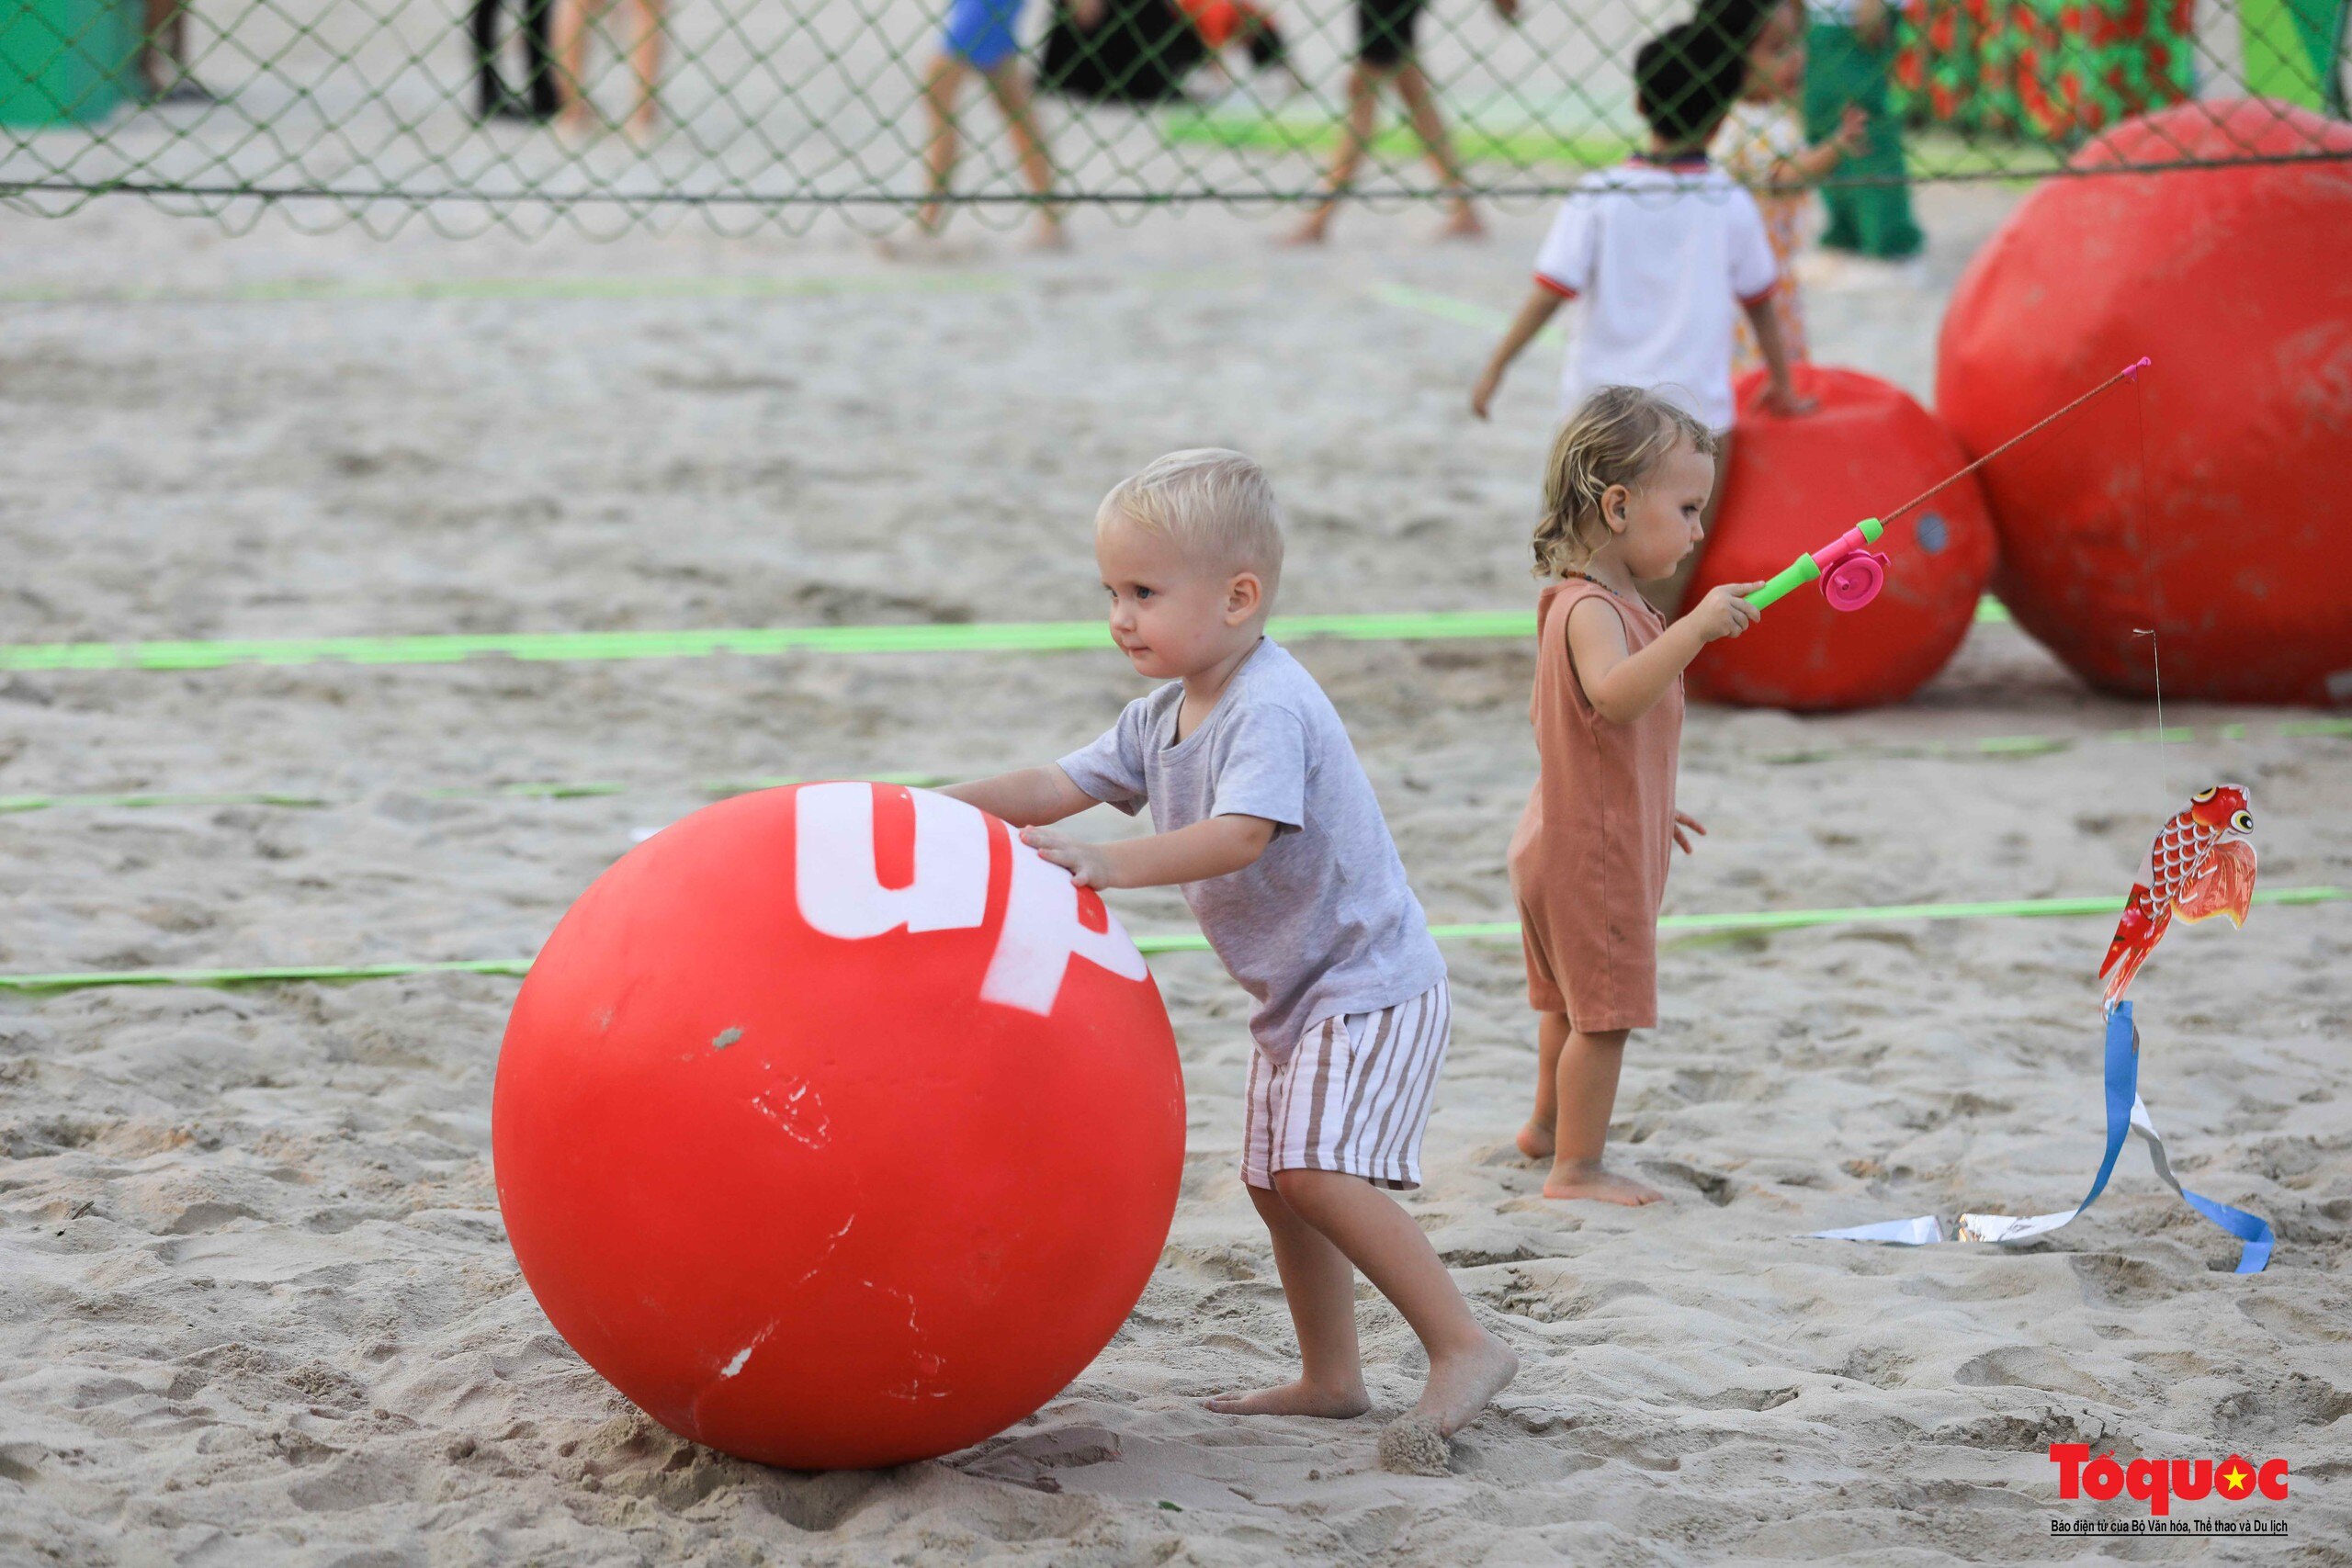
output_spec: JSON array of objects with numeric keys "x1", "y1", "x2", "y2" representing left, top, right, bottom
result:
[
  {"x1": 979, "y1": 834, "x2": 1148, "y2": 1016},
  {"x1": 796, "y1": 784, "x2": 989, "y2": 939}
]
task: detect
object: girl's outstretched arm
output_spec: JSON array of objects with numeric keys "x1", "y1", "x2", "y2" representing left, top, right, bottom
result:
[
  {"x1": 1567, "y1": 587, "x2": 1762, "y2": 725},
  {"x1": 1472, "y1": 287, "x2": 1566, "y2": 418}
]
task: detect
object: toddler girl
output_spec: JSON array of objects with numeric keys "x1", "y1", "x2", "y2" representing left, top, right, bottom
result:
[{"x1": 1508, "y1": 387, "x2": 1763, "y2": 1203}]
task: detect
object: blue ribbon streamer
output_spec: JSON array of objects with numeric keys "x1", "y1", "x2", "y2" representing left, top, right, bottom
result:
[
  {"x1": 2106, "y1": 1002, "x2": 2275, "y2": 1275},
  {"x1": 1813, "y1": 999, "x2": 2274, "y2": 1272},
  {"x1": 2075, "y1": 1001, "x2": 2141, "y2": 1214}
]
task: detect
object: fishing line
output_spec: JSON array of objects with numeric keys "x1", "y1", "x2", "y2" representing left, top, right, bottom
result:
[{"x1": 1881, "y1": 357, "x2": 2153, "y2": 528}]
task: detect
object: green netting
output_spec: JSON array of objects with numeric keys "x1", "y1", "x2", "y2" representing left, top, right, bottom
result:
[{"x1": 0, "y1": 0, "x2": 2343, "y2": 235}]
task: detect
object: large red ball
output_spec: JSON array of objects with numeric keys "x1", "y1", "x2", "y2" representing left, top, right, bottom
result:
[
  {"x1": 1937, "y1": 99, "x2": 2352, "y2": 704},
  {"x1": 1687, "y1": 365, "x2": 1997, "y2": 710},
  {"x1": 492, "y1": 782, "x2": 1185, "y2": 1471}
]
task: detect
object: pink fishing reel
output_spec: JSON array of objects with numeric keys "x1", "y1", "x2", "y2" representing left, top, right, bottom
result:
[
  {"x1": 1821, "y1": 547, "x2": 1890, "y2": 612},
  {"x1": 1815, "y1": 520, "x2": 1890, "y2": 612},
  {"x1": 1747, "y1": 516, "x2": 1893, "y2": 614}
]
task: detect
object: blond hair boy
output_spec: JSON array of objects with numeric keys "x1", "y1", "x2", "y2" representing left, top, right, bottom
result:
[{"x1": 948, "y1": 449, "x2": 1517, "y2": 1448}]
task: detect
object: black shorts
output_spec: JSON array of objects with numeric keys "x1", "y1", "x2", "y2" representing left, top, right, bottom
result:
[{"x1": 1356, "y1": 0, "x2": 1425, "y2": 65}]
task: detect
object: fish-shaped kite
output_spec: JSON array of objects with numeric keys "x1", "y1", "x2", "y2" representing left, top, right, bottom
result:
[{"x1": 2099, "y1": 784, "x2": 2258, "y2": 1007}]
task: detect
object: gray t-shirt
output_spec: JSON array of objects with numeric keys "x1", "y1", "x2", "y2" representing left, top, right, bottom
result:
[{"x1": 1057, "y1": 637, "x2": 1446, "y2": 1058}]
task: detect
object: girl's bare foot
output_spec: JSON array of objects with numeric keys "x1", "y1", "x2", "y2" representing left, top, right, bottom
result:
[
  {"x1": 1204, "y1": 1378, "x2": 1371, "y2": 1418},
  {"x1": 1411, "y1": 1329, "x2": 1518, "y2": 1437},
  {"x1": 1283, "y1": 209, "x2": 1333, "y2": 245},
  {"x1": 1543, "y1": 1158, "x2": 1664, "y2": 1205},
  {"x1": 1514, "y1": 1117, "x2": 1555, "y2": 1161},
  {"x1": 1028, "y1": 213, "x2": 1070, "y2": 251}
]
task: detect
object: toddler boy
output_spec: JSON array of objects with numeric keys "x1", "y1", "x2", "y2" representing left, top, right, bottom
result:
[{"x1": 947, "y1": 449, "x2": 1516, "y2": 1448}]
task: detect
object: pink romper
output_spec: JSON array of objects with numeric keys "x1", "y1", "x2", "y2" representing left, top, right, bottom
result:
[{"x1": 1506, "y1": 579, "x2": 1684, "y2": 1032}]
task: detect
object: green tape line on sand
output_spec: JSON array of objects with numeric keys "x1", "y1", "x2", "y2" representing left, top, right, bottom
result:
[
  {"x1": 0, "y1": 603, "x2": 2007, "y2": 674},
  {"x1": 3, "y1": 886, "x2": 2336, "y2": 993},
  {"x1": 1162, "y1": 109, "x2": 1634, "y2": 169},
  {"x1": 0, "y1": 612, "x2": 1521, "y2": 672},
  {"x1": 0, "y1": 959, "x2": 537, "y2": 992}
]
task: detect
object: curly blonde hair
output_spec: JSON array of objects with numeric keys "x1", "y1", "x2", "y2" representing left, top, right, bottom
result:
[{"x1": 1532, "y1": 387, "x2": 1717, "y2": 579}]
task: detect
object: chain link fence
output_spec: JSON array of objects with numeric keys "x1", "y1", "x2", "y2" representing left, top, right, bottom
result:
[{"x1": 0, "y1": 0, "x2": 2345, "y2": 235}]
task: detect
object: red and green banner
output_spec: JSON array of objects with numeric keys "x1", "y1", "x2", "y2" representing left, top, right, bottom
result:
[{"x1": 1894, "y1": 0, "x2": 2199, "y2": 141}]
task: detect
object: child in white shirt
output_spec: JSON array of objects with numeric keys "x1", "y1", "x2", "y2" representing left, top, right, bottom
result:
[{"x1": 1471, "y1": 6, "x2": 1814, "y2": 605}]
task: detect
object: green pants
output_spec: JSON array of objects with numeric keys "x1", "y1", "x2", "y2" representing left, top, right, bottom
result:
[{"x1": 1804, "y1": 20, "x2": 1923, "y2": 260}]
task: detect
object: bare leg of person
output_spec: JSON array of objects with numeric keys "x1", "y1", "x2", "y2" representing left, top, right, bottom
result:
[
  {"x1": 1395, "y1": 62, "x2": 1479, "y2": 238},
  {"x1": 920, "y1": 55, "x2": 971, "y2": 234},
  {"x1": 1517, "y1": 1010, "x2": 1570, "y2": 1160},
  {"x1": 554, "y1": 0, "x2": 602, "y2": 131},
  {"x1": 1289, "y1": 62, "x2": 1381, "y2": 243},
  {"x1": 1644, "y1": 429, "x2": 1730, "y2": 616},
  {"x1": 1545, "y1": 1026, "x2": 1663, "y2": 1204},
  {"x1": 624, "y1": 0, "x2": 665, "y2": 139},
  {"x1": 1270, "y1": 1170, "x2": 1518, "y2": 1436},
  {"x1": 141, "y1": 0, "x2": 182, "y2": 91},
  {"x1": 985, "y1": 64, "x2": 1065, "y2": 248},
  {"x1": 1204, "y1": 1183, "x2": 1373, "y2": 1417}
]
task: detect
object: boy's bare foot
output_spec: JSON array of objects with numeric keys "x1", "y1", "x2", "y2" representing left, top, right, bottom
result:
[
  {"x1": 1514, "y1": 1118, "x2": 1555, "y2": 1161},
  {"x1": 1204, "y1": 1378, "x2": 1371, "y2": 1419},
  {"x1": 1411, "y1": 1329, "x2": 1518, "y2": 1438},
  {"x1": 1028, "y1": 215, "x2": 1070, "y2": 251},
  {"x1": 1283, "y1": 209, "x2": 1332, "y2": 245},
  {"x1": 1543, "y1": 1159, "x2": 1665, "y2": 1205}
]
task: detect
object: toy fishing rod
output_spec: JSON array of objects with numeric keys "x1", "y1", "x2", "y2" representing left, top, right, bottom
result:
[{"x1": 1745, "y1": 357, "x2": 2153, "y2": 613}]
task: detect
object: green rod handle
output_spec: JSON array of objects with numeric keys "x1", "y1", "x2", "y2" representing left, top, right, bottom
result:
[{"x1": 1746, "y1": 556, "x2": 1819, "y2": 609}]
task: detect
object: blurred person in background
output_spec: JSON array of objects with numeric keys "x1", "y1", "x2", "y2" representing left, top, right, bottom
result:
[{"x1": 472, "y1": 0, "x2": 561, "y2": 122}]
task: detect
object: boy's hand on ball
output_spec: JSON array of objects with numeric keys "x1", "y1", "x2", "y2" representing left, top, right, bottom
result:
[
  {"x1": 1672, "y1": 810, "x2": 1706, "y2": 854},
  {"x1": 1687, "y1": 583, "x2": 1764, "y2": 643},
  {"x1": 1023, "y1": 827, "x2": 1114, "y2": 889}
]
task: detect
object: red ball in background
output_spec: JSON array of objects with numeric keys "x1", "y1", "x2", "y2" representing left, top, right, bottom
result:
[
  {"x1": 492, "y1": 782, "x2": 1184, "y2": 1471},
  {"x1": 1687, "y1": 365, "x2": 1997, "y2": 710},
  {"x1": 1937, "y1": 99, "x2": 2352, "y2": 705}
]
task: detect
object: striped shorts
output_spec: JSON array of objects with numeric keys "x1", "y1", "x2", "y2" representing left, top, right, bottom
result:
[{"x1": 1242, "y1": 978, "x2": 1451, "y2": 1192}]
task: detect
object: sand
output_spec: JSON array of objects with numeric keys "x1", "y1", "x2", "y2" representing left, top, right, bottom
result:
[{"x1": 3, "y1": 178, "x2": 2350, "y2": 1566}]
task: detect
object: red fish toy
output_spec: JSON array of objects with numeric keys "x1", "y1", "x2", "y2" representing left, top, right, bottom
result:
[{"x1": 2098, "y1": 784, "x2": 2258, "y2": 1007}]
